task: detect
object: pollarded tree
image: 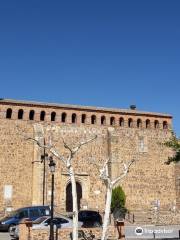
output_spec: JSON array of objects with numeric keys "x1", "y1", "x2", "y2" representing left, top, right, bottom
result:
[
  {"x1": 91, "y1": 128, "x2": 140, "y2": 240},
  {"x1": 99, "y1": 157, "x2": 135, "y2": 240},
  {"x1": 17, "y1": 124, "x2": 97, "y2": 240},
  {"x1": 30, "y1": 136, "x2": 96, "y2": 240}
]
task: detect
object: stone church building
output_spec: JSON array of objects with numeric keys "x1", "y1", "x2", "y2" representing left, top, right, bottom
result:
[{"x1": 0, "y1": 99, "x2": 179, "y2": 219}]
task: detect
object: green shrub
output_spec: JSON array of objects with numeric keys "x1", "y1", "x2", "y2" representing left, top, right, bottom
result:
[{"x1": 111, "y1": 186, "x2": 126, "y2": 213}]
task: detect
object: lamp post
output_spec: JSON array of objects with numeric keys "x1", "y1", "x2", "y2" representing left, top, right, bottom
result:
[{"x1": 49, "y1": 156, "x2": 56, "y2": 240}]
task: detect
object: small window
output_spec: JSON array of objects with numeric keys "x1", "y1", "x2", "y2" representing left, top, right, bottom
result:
[
  {"x1": 51, "y1": 112, "x2": 56, "y2": 121},
  {"x1": 4, "y1": 185, "x2": 13, "y2": 200},
  {"x1": 163, "y1": 121, "x2": 168, "y2": 129},
  {"x1": 139, "y1": 137, "x2": 145, "y2": 152},
  {"x1": 146, "y1": 119, "x2": 150, "y2": 128},
  {"x1": 81, "y1": 114, "x2": 86, "y2": 124},
  {"x1": 91, "y1": 115, "x2": 96, "y2": 124},
  {"x1": 18, "y1": 210, "x2": 28, "y2": 219},
  {"x1": 119, "y1": 117, "x2": 124, "y2": 127},
  {"x1": 110, "y1": 117, "x2": 115, "y2": 126},
  {"x1": 72, "y1": 113, "x2": 77, "y2": 123},
  {"x1": 29, "y1": 110, "x2": 35, "y2": 120},
  {"x1": 18, "y1": 109, "x2": 24, "y2": 119},
  {"x1": 40, "y1": 111, "x2": 45, "y2": 121},
  {"x1": 154, "y1": 120, "x2": 159, "y2": 129},
  {"x1": 33, "y1": 216, "x2": 48, "y2": 224},
  {"x1": 6, "y1": 108, "x2": 12, "y2": 119},
  {"x1": 29, "y1": 209, "x2": 40, "y2": 218},
  {"x1": 137, "y1": 119, "x2": 142, "y2": 128},
  {"x1": 101, "y1": 116, "x2": 106, "y2": 125},
  {"x1": 138, "y1": 137, "x2": 148, "y2": 153},
  {"x1": 39, "y1": 208, "x2": 50, "y2": 216},
  {"x1": 45, "y1": 218, "x2": 51, "y2": 225},
  {"x1": 61, "y1": 112, "x2": 67, "y2": 123},
  {"x1": 128, "y1": 118, "x2": 133, "y2": 128}
]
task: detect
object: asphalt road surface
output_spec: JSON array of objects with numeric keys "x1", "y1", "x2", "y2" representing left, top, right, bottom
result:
[{"x1": 0, "y1": 232, "x2": 11, "y2": 240}]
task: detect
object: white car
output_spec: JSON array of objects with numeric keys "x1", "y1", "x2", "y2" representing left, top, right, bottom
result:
[
  {"x1": 9, "y1": 215, "x2": 83, "y2": 239},
  {"x1": 9, "y1": 225, "x2": 19, "y2": 239},
  {"x1": 32, "y1": 215, "x2": 83, "y2": 229}
]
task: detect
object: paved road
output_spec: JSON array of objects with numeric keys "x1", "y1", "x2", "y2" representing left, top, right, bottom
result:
[{"x1": 0, "y1": 232, "x2": 11, "y2": 240}]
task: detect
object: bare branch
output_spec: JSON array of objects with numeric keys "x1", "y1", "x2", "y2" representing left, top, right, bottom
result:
[
  {"x1": 62, "y1": 135, "x2": 97, "y2": 164},
  {"x1": 26, "y1": 137, "x2": 50, "y2": 149},
  {"x1": 111, "y1": 159, "x2": 136, "y2": 186},
  {"x1": 72, "y1": 135, "x2": 97, "y2": 154},
  {"x1": 99, "y1": 158, "x2": 110, "y2": 181},
  {"x1": 49, "y1": 148, "x2": 66, "y2": 165},
  {"x1": 62, "y1": 137, "x2": 73, "y2": 153},
  {"x1": 61, "y1": 137, "x2": 74, "y2": 165},
  {"x1": 27, "y1": 137, "x2": 66, "y2": 165}
]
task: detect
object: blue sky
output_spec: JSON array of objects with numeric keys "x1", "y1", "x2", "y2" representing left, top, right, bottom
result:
[{"x1": 0, "y1": 1, "x2": 180, "y2": 135}]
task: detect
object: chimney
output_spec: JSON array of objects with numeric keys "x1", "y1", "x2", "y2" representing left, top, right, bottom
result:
[{"x1": 130, "y1": 105, "x2": 136, "y2": 110}]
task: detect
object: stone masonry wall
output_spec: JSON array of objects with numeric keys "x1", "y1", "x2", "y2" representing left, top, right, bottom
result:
[
  {"x1": 19, "y1": 224, "x2": 118, "y2": 240},
  {"x1": 0, "y1": 100, "x2": 178, "y2": 216},
  {"x1": 109, "y1": 127, "x2": 176, "y2": 210},
  {"x1": 0, "y1": 119, "x2": 34, "y2": 212}
]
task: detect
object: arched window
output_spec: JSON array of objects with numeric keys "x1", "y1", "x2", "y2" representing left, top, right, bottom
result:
[
  {"x1": 154, "y1": 120, "x2": 159, "y2": 129},
  {"x1": 91, "y1": 115, "x2": 96, "y2": 124},
  {"x1": 72, "y1": 113, "x2": 77, "y2": 123},
  {"x1": 6, "y1": 108, "x2": 12, "y2": 119},
  {"x1": 146, "y1": 119, "x2": 150, "y2": 129},
  {"x1": 61, "y1": 112, "x2": 67, "y2": 123},
  {"x1": 81, "y1": 114, "x2": 86, "y2": 124},
  {"x1": 101, "y1": 116, "x2": 106, "y2": 125},
  {"x1": 163, "y1": 121, "x2": 168, "y2": 129},
  {"x1": 137, "y1": 119, "x2": 142, "y2": 128},
  {"x1": 40, "y1": 111, "x2": 45, "y2": 121},
  {"x1": 18, "y1": 109, "x2": 24, "y2": 119},
  {"x1": 128, "y1": 118, "x2": 133, "y2": 128},
  {"x1": 119, "y1": 117, "x2": 124, "y2": 127},
  {"x1": 51, "y1": 112, "x2": 56, "y2": 121},
  {"x1": 110, "y1": 117, "x2": 115, "y2": 126},
  {"x1": 29, "y1": 110, "x2": 35, "y2": 120}
]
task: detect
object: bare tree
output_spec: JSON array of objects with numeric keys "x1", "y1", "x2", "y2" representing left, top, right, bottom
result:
[
  {"x1": 99, "y1": 158, "x2": 135, "y2": 240},
  {"x1": 87, "y1": 128, "x2": 138, "y2": 240},
  {"x1": 17, "y1": 124, "x2": 138, "y2": 240},
  {"x1": 26, "y1": 134, "x2": 97, "y2": 240}
]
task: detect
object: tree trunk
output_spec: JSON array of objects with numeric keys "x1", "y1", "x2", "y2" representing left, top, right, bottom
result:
[
  {"x1": 69, "y1": 166, "x2": 78, "y2": 240},
  {"x1": 101, "y1": 185, "x2": 112, "y2": 240}
]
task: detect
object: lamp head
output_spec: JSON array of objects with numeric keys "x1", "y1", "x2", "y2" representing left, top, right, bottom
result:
[{"x1": 49, "y1": 156, "x2": 56, "y2": 173}]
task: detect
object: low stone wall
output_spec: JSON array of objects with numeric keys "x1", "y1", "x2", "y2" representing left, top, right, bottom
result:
[
  {"x1": 19, "y1": 224, "x2": 120, "y2": 240},
  {"x1": 126, "y1": 210, "x2": 180, "y2": 225},
  {"x1": 154, "y1": 212, "x2": 180, "y2": 225}
]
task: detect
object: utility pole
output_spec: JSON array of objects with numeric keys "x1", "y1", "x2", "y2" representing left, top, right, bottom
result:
[{"x1": 41, "y1": 138, "x2": 48, "y2": 206}]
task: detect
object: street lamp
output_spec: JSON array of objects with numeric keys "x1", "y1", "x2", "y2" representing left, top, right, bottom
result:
[{"x1": 49, "y1": 156, "x2": 56, "y2": 240}]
